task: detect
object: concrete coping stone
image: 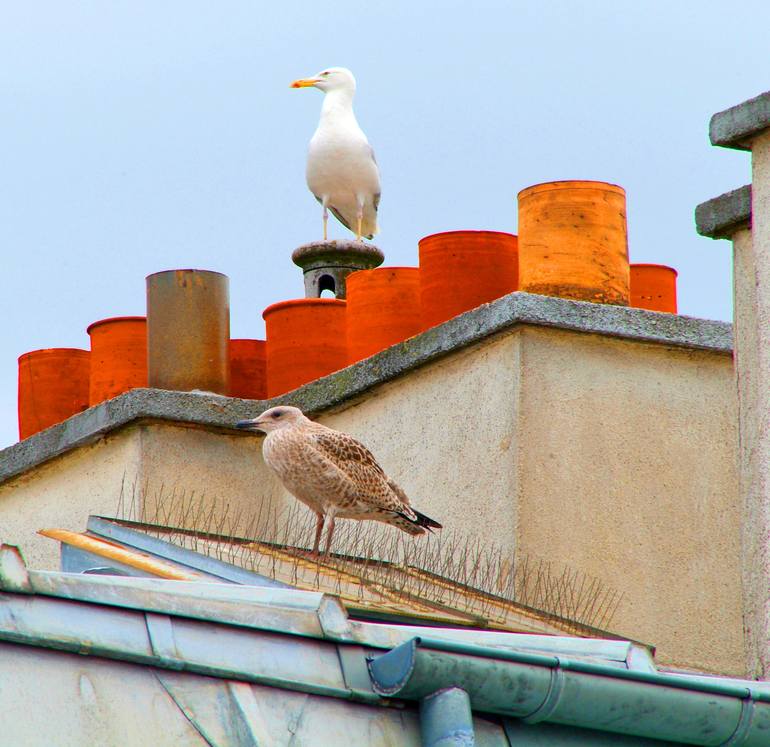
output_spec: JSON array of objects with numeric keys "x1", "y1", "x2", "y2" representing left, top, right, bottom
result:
[
  {"x1": 695, "y1": 184, "x2": 752, "y2": 239},
  {"x1": 0, "y1": 291, "x2": 732, "y2": 486},
  {"x1": 710, "y1": 90, "x2": 770, "y2": 150}
]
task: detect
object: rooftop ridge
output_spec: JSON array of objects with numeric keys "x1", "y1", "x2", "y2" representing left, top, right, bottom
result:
[{"x1": 0, "y1": 291, "x2": 732, "y2": 486}]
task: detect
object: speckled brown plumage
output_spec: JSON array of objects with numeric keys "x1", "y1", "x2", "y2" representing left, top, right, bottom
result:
[{"x1": 236, "y1": 405, "x2": 441, "y2": 555}]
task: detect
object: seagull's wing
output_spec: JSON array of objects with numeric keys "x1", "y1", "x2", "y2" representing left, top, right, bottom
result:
[
  {"x1": 309, "y1": 430, "x2": 409, "y2": 514},
  {"x1": 308, "y1": 429, "x2": 442, "y2": 533},
  {"x1": 368, "y1": 145, "x2": 381, "y2": 212}
]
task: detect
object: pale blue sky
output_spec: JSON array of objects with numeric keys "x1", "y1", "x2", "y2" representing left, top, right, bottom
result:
[{"x1": 1, "y1": 1, "x2": 767, "y2": 449}]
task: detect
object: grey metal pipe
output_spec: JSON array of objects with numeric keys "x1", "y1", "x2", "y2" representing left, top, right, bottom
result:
[
  {"x1": 419, "y1": 687, "x2": 475, "y2": 747},
  {"x1": 146, "y1": 269, "x2": 230, "y2": 394},
  {"x1": 368, "y1": 637, "x2": 770, "y2": 746},
  {"x1": 292, "y1": 240, "x2": 383, "y2": 299}
]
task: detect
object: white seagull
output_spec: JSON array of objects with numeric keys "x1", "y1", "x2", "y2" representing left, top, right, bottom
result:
[{"x1": 291, "y1": 67, "x2": 381, "y2": 241}]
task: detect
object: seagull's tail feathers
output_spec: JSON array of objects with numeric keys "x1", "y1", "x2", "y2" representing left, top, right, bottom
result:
[
  {"x1": 413, "y1": 509, "x2": 443, "y2": 531},
  {"x1": 389, "y1": 509, "x2": 443, "y2": 536}
]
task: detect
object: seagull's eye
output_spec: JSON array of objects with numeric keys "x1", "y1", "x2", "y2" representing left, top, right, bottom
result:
[
  {"x1": 321, "y1": 71, "x2": 330, "y2": 77},
  {"x1": 272, "y1": 411, "x2": 282, "y2": 419}
]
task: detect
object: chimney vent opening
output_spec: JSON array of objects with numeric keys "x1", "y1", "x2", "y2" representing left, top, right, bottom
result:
[{"x1": 318, "y1": 274, "x2": 336, "y2": 297}]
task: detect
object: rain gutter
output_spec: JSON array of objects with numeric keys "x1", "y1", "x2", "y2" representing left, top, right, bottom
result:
[{"x1": 368, "y1": 638, "x2": 770, "y2": 746}]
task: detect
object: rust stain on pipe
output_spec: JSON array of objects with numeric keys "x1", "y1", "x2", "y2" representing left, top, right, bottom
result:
[{"x1": 146, "y1": 269, "x2": 230, "y2": 394}]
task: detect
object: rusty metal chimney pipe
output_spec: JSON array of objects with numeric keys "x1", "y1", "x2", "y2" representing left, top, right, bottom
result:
[{"x1": 146, "y1": 269, "x2": 230, "y2": 394}]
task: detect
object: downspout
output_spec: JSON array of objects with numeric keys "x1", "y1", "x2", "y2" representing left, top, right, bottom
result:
[{"x1": 420, "y1": 687, "x2": 475, "y2": 747}]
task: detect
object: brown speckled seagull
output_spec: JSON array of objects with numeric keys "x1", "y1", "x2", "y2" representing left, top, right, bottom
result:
[{"x1": 236, "y1": 406, "x2": 441, "y2": 556}]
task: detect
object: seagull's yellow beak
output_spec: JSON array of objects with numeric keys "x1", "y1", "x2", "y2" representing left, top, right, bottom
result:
[{"x1": 290, "y1": 77, "x2": 318, "y2": 89}]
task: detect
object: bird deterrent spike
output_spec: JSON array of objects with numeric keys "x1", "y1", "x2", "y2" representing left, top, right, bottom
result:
[{"x1": 113, "y1": 483, "x2": 622, "y2": 632}]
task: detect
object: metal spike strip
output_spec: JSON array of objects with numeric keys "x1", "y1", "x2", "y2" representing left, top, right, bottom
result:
[{"x1": 114, "y1": 481, "x2": 622, "y2": 633}]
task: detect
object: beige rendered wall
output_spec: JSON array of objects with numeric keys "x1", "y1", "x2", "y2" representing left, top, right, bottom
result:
[
  {"x1": 0, "y1": 423, "x2": 294, "y2": 570},
  {"x1": 0, "y1": 429, "x2": 142, "y2": 570},
  {"x1": 302, "y1": 327, "x2": 741, "y2": 674},
  {"x1": 318, "y1": 334, "x2": 522, "y2": 549},
  {"x1": 740, "y1": 128, "x2": 770, "y2": 678},
  {"x1": 514, "y1": 327, "x2": 741, "y2": 675},
  {"x1": 0, "y1": 324, "x2": 742, "y2": 674},
  {"x1": 135, "y1": 422, "x2": 294, "y2": 530}
]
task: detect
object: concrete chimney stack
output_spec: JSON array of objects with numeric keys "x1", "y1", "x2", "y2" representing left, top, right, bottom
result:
[
  {"x1": 291, "y1": 239, "x2": 384, "y2": 299},
  {"x1": 696, "y1": 89, "x2": 770, "y2": 679}
]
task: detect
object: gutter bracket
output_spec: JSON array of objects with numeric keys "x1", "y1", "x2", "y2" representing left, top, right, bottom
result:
[
  {"x1": 720, "y1": 694, "x2": 756, "y2": 746},
  {"x1": 521, "y1": 659, "x2": 565, "y2": 723}
]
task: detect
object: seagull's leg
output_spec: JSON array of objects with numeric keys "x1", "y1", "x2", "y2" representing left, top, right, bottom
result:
[
  {"x1": 322, "y1": 196, "x2": 330, "y2": 241},
  {"x1": 355, "y1": 196, "x2": 364, "y2": 241},
  {"x1": 311, "y1": 512, "x2": 325, "y2": 557},
  {"x1": 323, "y1": 516, "x2": 336, "y2": 557}
]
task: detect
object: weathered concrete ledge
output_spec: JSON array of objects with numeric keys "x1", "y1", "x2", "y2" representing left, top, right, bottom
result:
[
  {"x1": 710, "y1": 90, "x2": 770, "y2": 150},
  {"x1": 0, "y1": 291, "x2": 732, "y2": 486},
  {"x1": 695, "y1": 184, "x2": 752, "y2": 239}
]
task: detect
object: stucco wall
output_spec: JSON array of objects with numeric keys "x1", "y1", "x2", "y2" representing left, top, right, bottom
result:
[
  {"x1": 322, "y1": 326, "x2": 741, "y2": 674},
  {"x1": 514, "y1": 327, "x2": 741, "y2": 675},
  {"x1": 0, "y1": 429, "x2": 141, "y2": 570},
  {"x1": 744, "y1": 128, "x2": 770, "y2": 677},
  {"x1": 0, "y1": 323, "x2": 742, "y2": 674},
  {"x1": 319, "y1": 334, "x2": 522, "y2": 549},
  {"x1": 136, "y1": 423, "x2": 294, "y2": 531}
]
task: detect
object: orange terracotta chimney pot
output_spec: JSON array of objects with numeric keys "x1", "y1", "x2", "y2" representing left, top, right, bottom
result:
[
  {"x1": 263, "y1": 298, "x2": 347, "y2": 397},
  {"x1": 347, "y1": 267, "x2": 421, "y2": 363},
  {"x1": 229, "y1": 339, "x2": 267, "y2": 399},
  {"x1": 17, "y1": 348, "x2": 90, "y2": 440},
  {"x1": 517, "y1": 180, "x2": 630, "y2": 305},
  {"x1": 418, "y1": 231, "x2": 519, "y2": 330},
  {"x1": 630, "y1": 264, "x2": 678, "y2": 314},
  {"x1": 87, "y1": 316, "x2": 148, "y2": 405}
]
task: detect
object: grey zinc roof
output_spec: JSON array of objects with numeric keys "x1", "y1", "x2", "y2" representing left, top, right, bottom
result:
[{"x1": 2, "y1": 540, "x2": 770, "y2": 746}]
